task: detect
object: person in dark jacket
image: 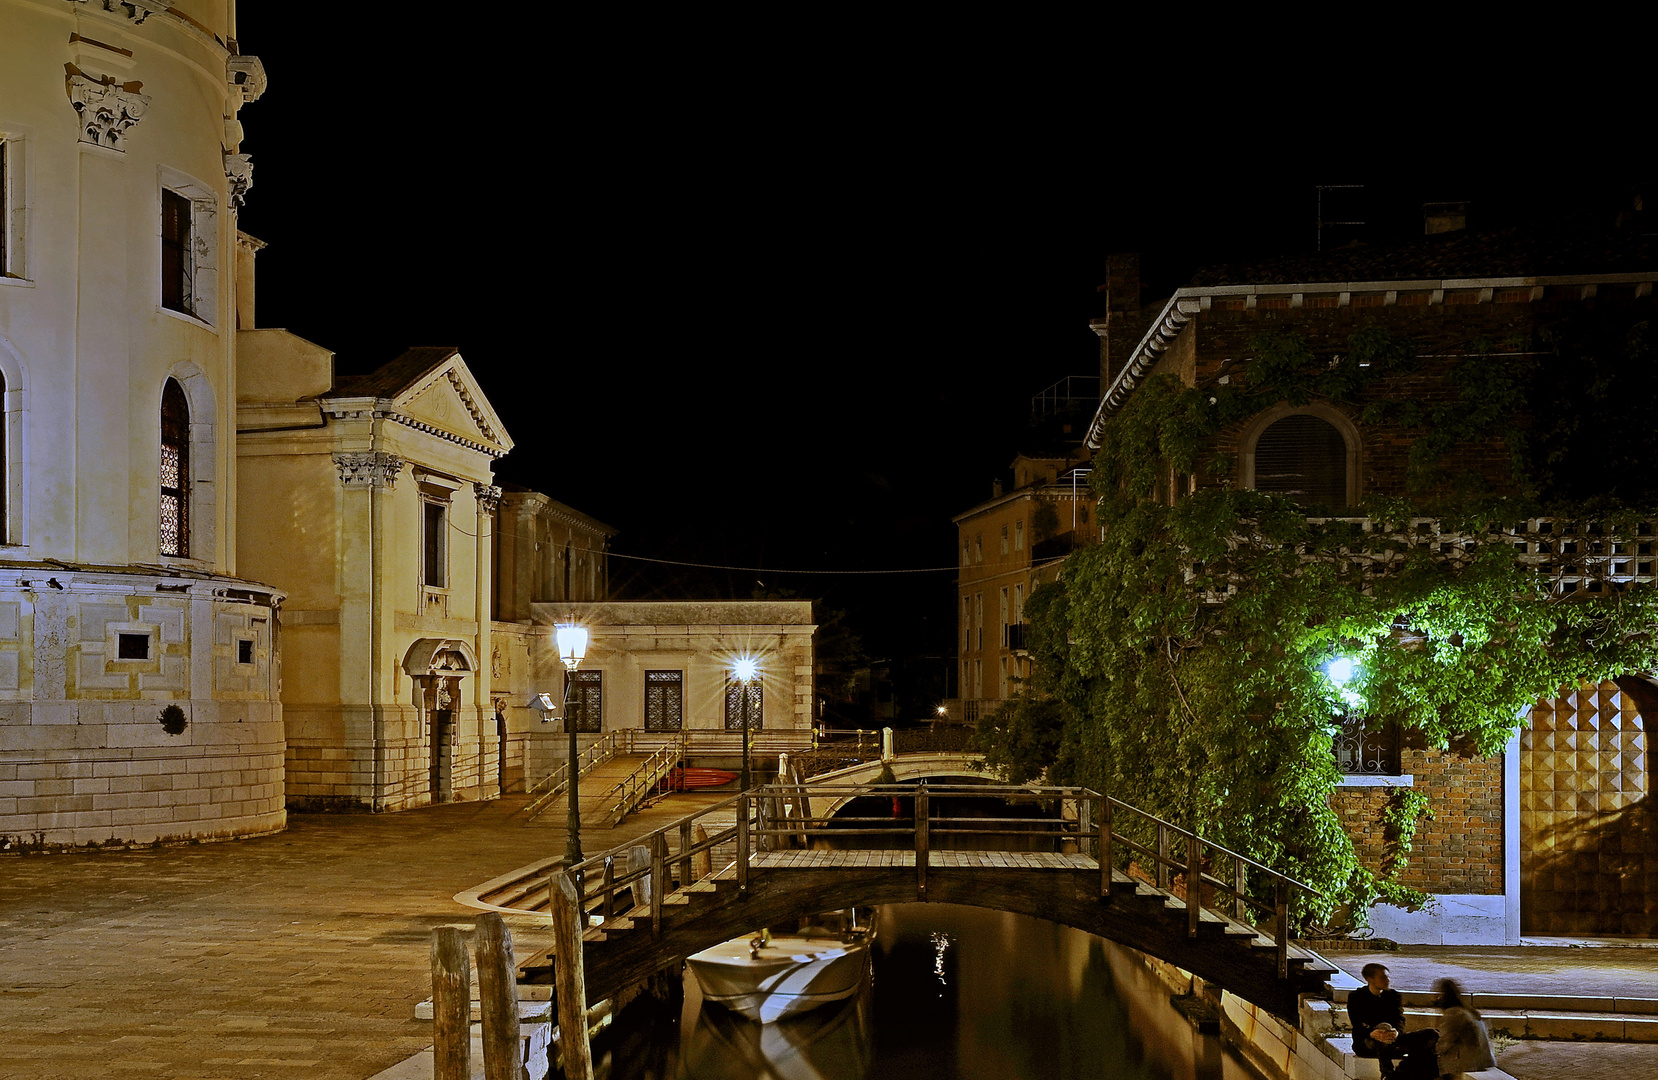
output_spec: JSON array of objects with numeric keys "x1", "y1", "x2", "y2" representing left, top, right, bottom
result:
[{"x1": 1349, "y1": 963, "x2": 1438, "y2": 1077}]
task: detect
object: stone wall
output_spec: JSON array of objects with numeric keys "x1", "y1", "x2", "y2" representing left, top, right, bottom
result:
[{"x1": 0, "y1": 573, "x2": 286, "y2": 847}]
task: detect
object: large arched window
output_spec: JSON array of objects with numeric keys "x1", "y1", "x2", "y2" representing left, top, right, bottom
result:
[
  {"x1": 160, "y1": 378, "x2": 190, "y2": 556},
  {"x1": 1244, "y1": 407, "x2": 1357, "y2": 508}
]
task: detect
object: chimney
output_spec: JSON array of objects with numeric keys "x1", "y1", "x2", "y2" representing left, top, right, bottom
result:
[
  {"x1": 1095, "y1": 253, "x2": 1141, "y2": 387},
  {"x1": 1423, "y1": 201, "x2": 1468, "y2": 236}
]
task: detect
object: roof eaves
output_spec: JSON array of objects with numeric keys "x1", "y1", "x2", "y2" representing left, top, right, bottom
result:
[{"x1": 1082, "y1": 269, "x2": 1658, "y2": 448}]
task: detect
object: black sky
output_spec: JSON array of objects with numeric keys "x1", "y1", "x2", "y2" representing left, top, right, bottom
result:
[{"x1": 230, "y1": 14, "x2": 1652, "y2": 664}]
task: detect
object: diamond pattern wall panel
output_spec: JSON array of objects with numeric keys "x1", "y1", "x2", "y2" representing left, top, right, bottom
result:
[{"x1": 1521, "y1": 680, "x2": 1656, "y2": 935}]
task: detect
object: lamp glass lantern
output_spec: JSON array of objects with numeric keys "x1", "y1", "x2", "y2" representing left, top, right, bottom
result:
[
  {"x1": 733, "y1": 655, "x2": 760, "y2": 789},
  {"x1": 556, "y1": 623, "x2": 589, "y2": 670}
]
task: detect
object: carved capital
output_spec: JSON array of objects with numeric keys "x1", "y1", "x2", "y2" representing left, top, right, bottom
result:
[
  {"x1": 473, "y1": 483, "x2": 502, "y2": 513},
  {"x1": 67, "y1": 74, "x2": 150, "y2": 151},
  {"x1": 224, "y1": 153, "x2": 253, "y2": 208},
  {"x1": 333, "y1": 451, "x2": 404, "y2": 489}
]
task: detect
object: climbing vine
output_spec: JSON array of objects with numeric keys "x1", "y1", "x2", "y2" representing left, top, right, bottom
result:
[
  {"x1": 1377, "y1": 789, "x2": 1434, "y2": 909},
  {"x1": 977, "y1": 324, "x2": 1658, "y2": 928}
]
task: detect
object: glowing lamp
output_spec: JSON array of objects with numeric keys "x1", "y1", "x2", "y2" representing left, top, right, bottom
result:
[
  {"x1": 556, "y1": 622, "x2": 588, "y2": 670},
  {"x1": 1325, "y1": 656, "x2": 1357, "y2": 686},
  {"x1": 733, "y1": 656, "x2": 759, "y2": 682}
]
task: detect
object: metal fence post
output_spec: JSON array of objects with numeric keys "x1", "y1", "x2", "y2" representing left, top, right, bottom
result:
[
  {"x1": 1275, "y1": 880, "x2": 1290, "y2": 980},
  {"x1": 1157, "y1": 823, "x2": 1170, "y2": 889}
]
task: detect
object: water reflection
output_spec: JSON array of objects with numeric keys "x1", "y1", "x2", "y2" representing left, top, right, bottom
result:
[{"x1": 599, "y1": 903, "x2": 1254, "y2": 1080}]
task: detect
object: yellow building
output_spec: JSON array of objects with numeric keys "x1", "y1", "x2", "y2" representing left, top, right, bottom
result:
[
  {"x1": 237, "y1": 340, "x2": 511, "y2": 810},
  {"x1": 951, "y1": 453, "x2": 1093, "y2": 724},
  {"x1": 0, "y1": 0, "x2": 286, "y2": 846}
]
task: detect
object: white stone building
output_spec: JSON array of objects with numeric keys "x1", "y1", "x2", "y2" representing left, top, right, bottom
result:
[
  {"x1": 0, "y1": 0, "x2": 284, "y2": 846},
  {"x1": 237, "y1": 343, "x2": 511, "y2": 810}
]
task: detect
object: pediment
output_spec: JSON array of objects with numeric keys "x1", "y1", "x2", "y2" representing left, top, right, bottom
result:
[{"x1": 390, "y1": 353, "x2": 514, "y2": 455}]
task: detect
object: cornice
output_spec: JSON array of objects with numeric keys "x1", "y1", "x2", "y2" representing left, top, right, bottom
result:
[{"x1": 1085, "y1": 271, "x2": 1658, "y2": 448}]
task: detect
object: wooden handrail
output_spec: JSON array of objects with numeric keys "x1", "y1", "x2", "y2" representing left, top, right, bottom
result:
[{"x1": 559, "y1": 782, "x2": 1321, "y2": 983}]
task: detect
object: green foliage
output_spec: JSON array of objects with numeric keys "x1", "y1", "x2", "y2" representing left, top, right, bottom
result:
[
  {"x1": 981, "y1": 326, "x2": 1658, "y2": 928},
  {"x1": 158, "y1": 704, "x2": 187, "y2": 736},
  {"x1": 1376, "y1": 789, "x2": 1434, "y2": 909}
]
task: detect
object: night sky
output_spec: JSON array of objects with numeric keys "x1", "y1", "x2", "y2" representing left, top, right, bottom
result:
[{"x1": 230, "y1": 14, "x2": 1650, "y2": 670}]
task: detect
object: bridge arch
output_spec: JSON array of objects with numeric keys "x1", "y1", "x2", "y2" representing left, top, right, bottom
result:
[
  {"x1": 576, "y1": 861, "x2": 1324, "y2": 1020},
  {"x1": 804, "y1": 753, "x2": 996, "y2": 816}
]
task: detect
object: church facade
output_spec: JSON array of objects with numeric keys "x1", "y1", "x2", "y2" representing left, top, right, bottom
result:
[{"x1": 0, "y1": 0, "x2": 284, "y2": 846}]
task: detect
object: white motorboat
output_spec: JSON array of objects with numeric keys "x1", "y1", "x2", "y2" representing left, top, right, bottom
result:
[{"x1": 687, "y1": 910, "x2": 876, "y2": 1024}]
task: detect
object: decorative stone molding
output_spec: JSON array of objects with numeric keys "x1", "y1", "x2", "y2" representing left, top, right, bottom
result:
[
  {"x1": 226, "y1": 55, "x2": 267, "y2": 106},
  {"x1": 69, "y1": 1, "x2": 160, "y2": 22},
  {"x1": 333, "y1": 451, "x2": 404, "y2": 489},
  {"x1": 67, "y1": 74, "x2": 150, "y2": 150},
  {"x1": 473, "y1": 483, "x2": 502, "y2": 513},
  {"x1": 224, "y1": 153, "x2": 253, "y2": 207}
]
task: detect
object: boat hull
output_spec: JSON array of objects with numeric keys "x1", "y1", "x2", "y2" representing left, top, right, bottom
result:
[{"x1": 688, "y1": 917, "x2": 875, "y2": 1024}]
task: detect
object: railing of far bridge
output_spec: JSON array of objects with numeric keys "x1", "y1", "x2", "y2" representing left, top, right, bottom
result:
[{"x1": 559, "y1": 782, "x2": 1321, "y2": 982}]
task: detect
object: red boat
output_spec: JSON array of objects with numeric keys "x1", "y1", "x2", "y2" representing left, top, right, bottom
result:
[{"x1": 662, "y1": 767, "x2": 739, "y2": 791}]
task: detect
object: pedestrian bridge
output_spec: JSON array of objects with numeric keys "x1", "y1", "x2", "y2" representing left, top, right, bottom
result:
[{"x1": 480, "y1": 781, "x2": 1337, "y2": 1019}]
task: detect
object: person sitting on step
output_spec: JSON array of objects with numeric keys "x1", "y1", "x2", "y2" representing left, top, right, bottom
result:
[{"x1": 1348, "y1": 963, "x2": 1439, "y2": 1077}]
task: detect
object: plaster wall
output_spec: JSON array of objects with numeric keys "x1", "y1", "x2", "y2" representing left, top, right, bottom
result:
[
  {"x1": 237, "y1": 343, "x2": 507, "y2": 811},
  {"x1": 0, "y1": 1, "x2": 285, "y2": 846}
]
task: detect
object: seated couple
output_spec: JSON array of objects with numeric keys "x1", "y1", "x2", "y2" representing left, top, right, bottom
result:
[{"x1": 1349, "y1": 964, "x2": 1495, "y2": 1080}]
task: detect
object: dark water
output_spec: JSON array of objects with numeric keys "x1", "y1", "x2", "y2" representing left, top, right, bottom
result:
[{"x1": 597, "y1": 903, "x2": 1257, "y2": 1080}]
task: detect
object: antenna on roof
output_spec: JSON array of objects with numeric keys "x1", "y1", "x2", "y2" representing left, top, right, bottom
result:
[{"x1": 1315, "y1": 185, "x2": 1365, "y2": 251}]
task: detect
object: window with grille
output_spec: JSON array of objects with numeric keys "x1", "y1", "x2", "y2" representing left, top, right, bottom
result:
[
  {"x1": 724, "y1": 677, "x2": 763, "y2": 731},
  {"x1": 160, "y1": 378, "x2": 189, "y2": 556},
  {"x1": 1252, "y1": 413, "x2": 1348, "y2": 506},
  {"x1": 161, "y1": 189, "x2": 193, "y2": 315},
  {"x1": 644, "y1": 670, "x2": 683, "y2": 731},
  {"x1": 1333, "y1": 715, "x2": 1401, "y2": 775},
  {"x1": 565, "y1": 669, "x2": 602, "y2": 733}
]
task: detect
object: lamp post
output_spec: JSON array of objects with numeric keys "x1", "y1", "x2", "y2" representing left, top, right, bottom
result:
[
  {"x1": 733, "y1": 656, "x2": 759, "y2": 790},
  {"x1": 557, "y1": 619, "x2": 589, "y2": 867}
]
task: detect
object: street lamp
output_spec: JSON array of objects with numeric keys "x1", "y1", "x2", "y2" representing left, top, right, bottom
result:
[
  {"x1": 557, "y1": 619, "x2": 589, "y2": 867},
  {"x1": 733, "y1": 655, "x2": 759, "y2": 790}
]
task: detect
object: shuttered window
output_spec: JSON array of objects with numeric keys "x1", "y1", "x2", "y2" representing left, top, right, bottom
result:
[
  {"x1": 161, "y1": 189, "x2": 193, "y2": 314},
  {"x1": 644, "y1": 670, "x2": 683, "y2": 731},
  {"x1": 1253, "y1": 414, "x2": 1347, "y2": 506},
  {"x1": 723, "y1": 678, "x2": 763, "y2": 731},
  {"x1": 566, "y1": 670, "x2": 602, "y2": 733}
]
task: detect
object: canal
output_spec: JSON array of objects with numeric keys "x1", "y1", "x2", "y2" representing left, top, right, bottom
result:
[{"x1": 592, "y1": 902, "x2": 1260, "y2": 1080}]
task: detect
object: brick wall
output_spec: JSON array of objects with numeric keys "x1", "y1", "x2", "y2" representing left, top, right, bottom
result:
[{"x1": 1328, "y1": 744, "x2": 1505, "y2": 896}]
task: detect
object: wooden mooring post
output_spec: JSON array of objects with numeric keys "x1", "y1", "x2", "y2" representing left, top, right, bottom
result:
[
  {"x1": 430, "y1": 926, "x2": 471, "y2": 1080},
  {"x1": 551, "y1": 871, "x2": 594, "y2": 1080},
  {"x1": 475, "y1": 912, "x2": 522, "y2": 1080}
]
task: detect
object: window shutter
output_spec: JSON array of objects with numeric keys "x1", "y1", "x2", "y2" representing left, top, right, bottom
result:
[{"x1": 1254, "y1": 414, "x2": 1347, "y2": 506}]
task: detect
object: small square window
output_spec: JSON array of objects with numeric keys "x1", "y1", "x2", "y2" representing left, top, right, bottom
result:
[
  {"x1": 237, "y1": 639, "x2": 254, "y2": 665},
  {"x1": 117, "y1": 633, "x2": 149, "y2": 660}
]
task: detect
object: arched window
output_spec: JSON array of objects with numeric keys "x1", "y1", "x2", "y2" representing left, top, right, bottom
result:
[
  {"x1": 1251, "y1": 412, "x2": 1350, "y2": 506},
  {"x1": 160, "y1": 378, "x2": 190, "y2": 556}
]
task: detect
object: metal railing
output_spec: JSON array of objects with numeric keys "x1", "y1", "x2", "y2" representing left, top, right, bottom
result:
[
  {"x1": 560, "y1": 781, "x2": 1321, "y2": 981},
  {"x1": 523, "y1": 730, "x2": 630, "y2": 819}
]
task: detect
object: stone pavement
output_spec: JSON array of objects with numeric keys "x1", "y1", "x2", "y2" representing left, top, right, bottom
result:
[
  {"x1": 0, "y1": 792, "x2": 712, "y2": 1080},
  {"x1": 7, "y1": 796, "x2": 1658, "y2": 1080},
  {"x1": 1327, "y1": 946, "x2": 1658, "y2": 1080}
]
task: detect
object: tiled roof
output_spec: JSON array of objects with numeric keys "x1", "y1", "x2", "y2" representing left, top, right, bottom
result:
[
  {"x1": 322, "y1": 346, "x2": 460, "y2": 399},
  {"x1": 1188, "y1": 224, "x2": 1658, "y2": 288}
]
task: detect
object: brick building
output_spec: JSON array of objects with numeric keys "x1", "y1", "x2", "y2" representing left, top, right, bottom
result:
[{"x1": 1084, "y1": 210, "x2": 1658, "y2": 942}]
